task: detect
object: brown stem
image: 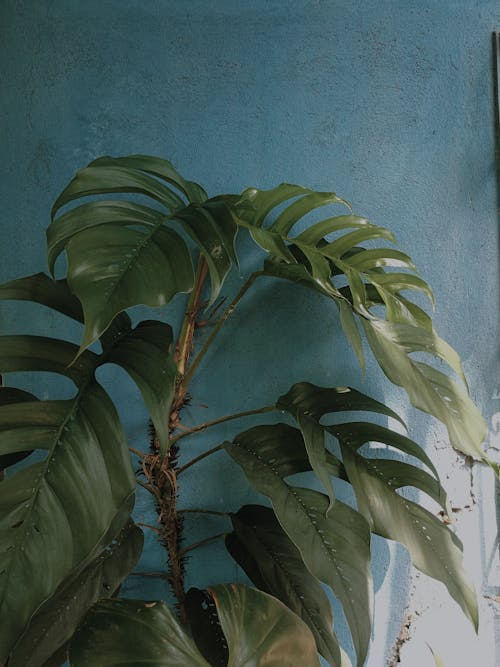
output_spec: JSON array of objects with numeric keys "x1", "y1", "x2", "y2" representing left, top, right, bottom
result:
[
  {"x1": 144, "y1": 256, "x2": 210, "y2": 625},
  {"x1": 170, "y1": 257, "x2": 209, "y2": 432},
  {"x1": 171, "y1": 404, "x2": 276, "y2": 446},
  {"x1": 177, "y1": 443, "x2": 225, "y2": 476},
  {"x1": 179, "y1": 532, "x2": 228, "y2": 557}
]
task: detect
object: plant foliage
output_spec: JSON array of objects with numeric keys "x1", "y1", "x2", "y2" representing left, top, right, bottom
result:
[{"x1": 0, "y1": 155, "x2": 493, "y2": 666}]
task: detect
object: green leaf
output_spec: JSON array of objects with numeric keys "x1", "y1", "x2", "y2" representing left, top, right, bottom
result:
[
  {"x1": 341, "y1": 445, "x2": 478, "y2": 630},
  {"x1": 225, "y1": 428, "x2": 372, "y2": 667},
  {"x1": 208, "y1": 584, "x2": 322, "y2": 667},
  {"x1": 104, "y1": 320, "x2": 177, "y2": 456},
  {"x1": 277, "y1": 381, "x2": 405, "y2": 428},
  {"x1": 89, "y1": 154, "x2": 208, "y2": 203},
  {"x1": 175, "y1": 199, "x2": 238, "y2": 305},
  {"x1": 0, "y1": 387, "x2": 37, "y2": 470},
  {"x1": 0, "y1": 334, "x2": 136, "y2": 660},
  {"x1": 0, "y1": 273, "x2": 84, "y2": 322},
  {"x1": 186, "y1": 588, "x2": 229, "y2": 667},
  {"x1": 237, "y1": 184, "x2": 487, "y2": 465},
  {"x1": 362, "y1": 318, "x2": 488, "y2": 461},
  {"x1": 51, "y1": 163, "x2": 185, "y2": 218},
  {"x1": 69, "y1": 598, "x2": 211, "y2": 666},
  {"x1": 8, "y1": 521, "x2": 143, "y2": 667},
  {"x1": 227, "y1": 504, "x2": 350, "y2": 667},
  {"x1": 276, "y1": 382, "x2": 474, "y2": 626},
  {"x1": 66, "y1": 223, "x2": 194, "y2": 353},
  {"x1": 47, "y1": 200, "x2": 165, "y2": 275}
]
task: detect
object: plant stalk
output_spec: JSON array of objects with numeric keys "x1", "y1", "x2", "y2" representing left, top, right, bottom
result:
[
  {"x1": 181, "y1": 271, "x2": 262, "y2": 388},
  {"x1": 171, "y1": 404, "x2": 276, "y2": 446}
]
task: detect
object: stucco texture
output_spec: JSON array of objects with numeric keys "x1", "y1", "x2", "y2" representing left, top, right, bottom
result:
[{"x1": 0, "y1": 1, "x2": 499, "y2": 665}]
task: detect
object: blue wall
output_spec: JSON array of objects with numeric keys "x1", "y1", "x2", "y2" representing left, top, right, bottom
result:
[{"x1": 1, "y1": 1, "x2": 499, "y2": 664}]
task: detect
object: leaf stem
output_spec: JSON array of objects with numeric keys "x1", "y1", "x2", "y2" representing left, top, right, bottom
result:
[
  {"x1": 181, "y1": 271, "x2": 263, "y2": 387},
  {"x1": 179, "y1": 532, "x2": 229, "y2": 557},
  {"x1": 177, "y1": 508, "x2": 230, "y2": 517},
  {"x1": 171, "y1": 405, "x2": 276, "y2": 445},
  {"x1": 137, "y1": 522, "x2": 161, "y2": 534},
  {"x1": 177, "y1": 443, "x2": 225, "y2": 475}
]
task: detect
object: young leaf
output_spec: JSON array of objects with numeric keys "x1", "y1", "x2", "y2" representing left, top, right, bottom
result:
[{"x1": 208, "y1": 584, "x2": 322, "y2": 667}]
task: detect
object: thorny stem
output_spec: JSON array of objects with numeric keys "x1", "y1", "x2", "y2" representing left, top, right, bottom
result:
[
  {"x1": 171, "y1": 404, "x2": 276, "y2": 446},
  {"x1": 181, "y1": 271, "x2": 263, "y2": 388},
  {"x1": 144, "y1": 261, "x2": 262, "y2": 626},
  {"x1": 179, "y1": 532, "x2": 229, "y2": 557}
]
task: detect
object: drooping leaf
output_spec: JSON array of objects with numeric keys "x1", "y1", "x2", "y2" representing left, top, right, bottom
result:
[
  {"x1": 0, "y1": 335, "x2": 136, "y2": 661},
  {"x1": 277, "y1": 381, "x2": 476, "y2": 629},
  {"x1": 8, "y1": 521, "x2": 143, "y2": 667},
  {"x1": 362, "y1": 318, "x2": 488, "y2": 462},
  {"x1": 0, "y1": 273, "x2": 84, "y2": 322},
  {"x1": 208, "y1": 584, "x2": 322, "y2": 667},
  {"x1": 224, "y1": 428, "x2": 372, "y2": 667},
  {"x1": 174, "y1": 199, "x2": 238, "y2": 305},
  {"x1": 226, "y1": 504, "x2": 351, "y2": 667},
  {"x1": 69, "y1": 598, "x2": 211, "y2": 667},
  {"x1": 236, "y1": 184, "x2": 488, "y2": 464},
  {"x1": 66, "y1": 223, "x2": 194, "y2": 354},
  {"x1": 341, "y1": 444, "x2": 478, "y2": 630},
  {"x1": 103, "y1": 320, "x2": 177, "y2": 456}
]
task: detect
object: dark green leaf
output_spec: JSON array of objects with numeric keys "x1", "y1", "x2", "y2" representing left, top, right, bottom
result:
[
  {"x1": 0, "y1": 273, "x2": 83, "y2": 322},
  {"x1": 227, "y1": 505, "x2": 350, "y2": 667},
  {"x1": 174, "y1": 199, "x2": 238, "y2": 305},
  {"x1": 225, "y1": 428, "x2": 372, "y2": 667},
  {"x1": 47, "y1": 200, "x2": 164, "y2": 275},
  {"x1": 0, "y1": 387, "x2": 36, "y2": 470},
  {"x1": 66, "y1": 223, "x2": 194, "y2": 353},
  {"x1": 69, "y1": 598, "x2": 211, "y2": 666},
  {"x1": 104, "y1": 320, "x2": 177, "y2": 456},
  {"x1": 186, "y1": 588, "x2": 228, "y2": 667},
  {"x1": 8, "y1": 521, "x2": 143, "y2": 667}
]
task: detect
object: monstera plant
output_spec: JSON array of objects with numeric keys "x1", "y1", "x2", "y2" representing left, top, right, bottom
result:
[{"x1": 0, "y1": 155, "x2": 495, "y2": 666}]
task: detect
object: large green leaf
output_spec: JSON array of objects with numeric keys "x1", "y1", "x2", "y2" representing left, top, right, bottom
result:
[
  {"x1": 8, "y1": 521, "x2": 143, "y2": 667},
  {"x1": 278, "y1": 382, "x2": 476, "y2": 629},
  {"x1": 66, "y1": 223, "x2": 194, "y2": 354},
  {"x1": 47, "y1": 155, "x2": 240, "y2": 353},
  {"x1": 0, "y1": 275, "x2": 173, "y2": 453},
  {"x1": 361, "y1": 318, "x2": 489, "y2": 464},
  {"x1": 226, "y1": 505, "x2": 351, "y2": 667},
  {"x1": 0, "y1": 273, "x2": 84, "y2": 322},
  {"x1": 224, "y1": 427, "x2": 372, "y2": 667},
  {"x1": 208, "y1": 584, "x2": 322, "y2": 667},
  {"x1": 0, "y1": 335, "x2": 136, "y2": 660},
  {"x1": 69, "y1": 598, "x2": 211, "y2": 666},
  {"x1": 69, "y1": 585, "x2": 321, "y2": 667},
  {"x1": 236, "y1": 184, "x2": 488, "y2": 464},
  {"x1": 104, "y1": 319, "x2": 177, "y2": 456},
  {"x1": 341, "y1": 445, "x2": 478, "y2": 629}
]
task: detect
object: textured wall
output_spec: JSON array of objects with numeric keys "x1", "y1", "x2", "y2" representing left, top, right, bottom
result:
[{"x1": 1, "y1": 1, "x2": 499, "y2": 665}]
